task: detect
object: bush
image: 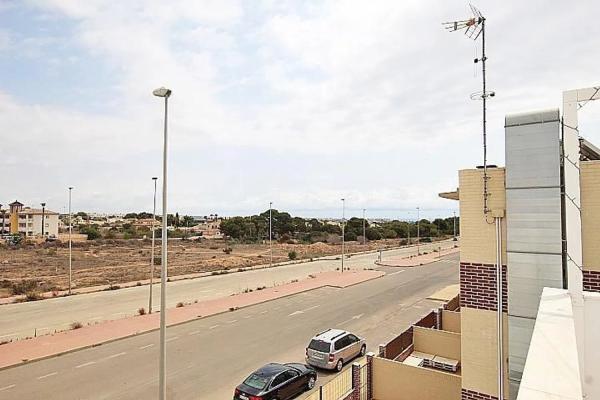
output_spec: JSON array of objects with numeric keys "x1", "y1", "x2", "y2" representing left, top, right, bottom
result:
[
  {"x1": 288, "y1": 251, "x2": 297, "y2": 260},
  {"x1": 138, "y1": 307, "x2": 146, "y2": 315},
  {"x1": 176, "y1": 302, "x2": 184, "y2": 308},
  {"x1": 223, "y1": 247, "x2": 232, "y2": 254},
  {"x1": 25, "y1": 291, "x2": 43, "y2": 301},
  {"x1": 71, "y1": 321, "x2": 83, "y2": 330},
  {"x1": 11, "y1": 280, "x2": 38, "y2": 295}
]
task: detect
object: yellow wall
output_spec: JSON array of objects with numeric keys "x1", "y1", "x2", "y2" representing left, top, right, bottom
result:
[
  {"x1": 413, "y1": 326, "x2": 461, "y2": 361},
  {"x1": 459, "y1": 168, "x2": 507, "y2": 265},
  {"x1": 372, "y1": 357, "x2": 461, "y2": 400},
  {"x1": 461, "y1": 307, "x2": 509, "y2": 399},
  {"x1": 581, "y1": 161, "x2": 600, "y2": 272},
  {"x1": 9, "y1": 213, "x2": 18, "y2": 234},
  {"x1": 442, "y1": 310, "x2": 461, "y2": 333}
]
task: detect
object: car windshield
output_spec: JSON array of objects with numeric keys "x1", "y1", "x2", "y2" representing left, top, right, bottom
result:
[
  {"x1": 308, "y1": 339, "x2": 330, "y2": 353},
  {"x1": 243, "y1": 374, "x2": 269, "y2": 390}
]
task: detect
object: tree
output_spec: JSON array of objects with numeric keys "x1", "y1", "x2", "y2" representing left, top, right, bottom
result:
[{"x1": 79, "y1": 225, "x2": 101, "y2": 240}]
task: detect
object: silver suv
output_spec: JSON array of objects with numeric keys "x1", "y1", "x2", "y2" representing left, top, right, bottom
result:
[{"x1": 305, "y1": 329, "x2": 366, "y2": 371}]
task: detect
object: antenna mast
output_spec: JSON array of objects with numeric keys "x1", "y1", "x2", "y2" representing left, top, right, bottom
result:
[{"x1": 443, "y1": 4, "x2": 494, "y2": 214}]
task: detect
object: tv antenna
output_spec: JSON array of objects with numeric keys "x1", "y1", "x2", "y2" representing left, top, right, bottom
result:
[{"x1": 443, "y1": 4, "x2": 494, "y2": 214}]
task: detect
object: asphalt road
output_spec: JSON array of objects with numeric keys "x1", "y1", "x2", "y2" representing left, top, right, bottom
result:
[
  {"x1": 0, "y1": 241, "x2": 455, "y2": 341},
  {"x1": 0, "y1": 253, "x2": 458, "y2": 400}
]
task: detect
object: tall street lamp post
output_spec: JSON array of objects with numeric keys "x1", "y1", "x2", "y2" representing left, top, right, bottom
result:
[
  {"x1": 269, "y1": 202, "x2": 273, "y2": 268},
  {"x1": 362, "y1": 208, "x2": 366, "y2": 245},
  {"x1": 153, "y1": 86, "x2": 172, "y2": 400},
  {"x1": 40, "y1": 202, "x2": 46, "y2": 237},
  {"x1": 149, "y1": 177, "x2": 158, "y2": 314},
  {"x1": 68, "y1": 187, "x2": 73, "y2": 294},
  {"x1": 341, "y1": 198, "x2": 345, "y2": 273},
  {"x1": 416, "y1": 206, "x2": 420, "y2": 256}
]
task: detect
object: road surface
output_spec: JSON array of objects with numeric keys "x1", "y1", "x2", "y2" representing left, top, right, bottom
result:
[
  {"x1": 0, "y1": 241, "x2": 455, "y2": 341},
  {"x1": 0, "y1": 253, "x2": 458, "y2": 400}
]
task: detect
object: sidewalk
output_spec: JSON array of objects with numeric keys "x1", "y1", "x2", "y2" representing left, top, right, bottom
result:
[
  {"x1": 374, "y1": 246, "x2": 459, "y2": 267},
  {"x1": 0, "y1": 269, "x2": 384, "y2": 370}
]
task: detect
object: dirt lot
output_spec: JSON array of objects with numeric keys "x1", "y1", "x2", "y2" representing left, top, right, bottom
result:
[{"x1": 0, "y1": 239, "x2": 402, "y2": 296}]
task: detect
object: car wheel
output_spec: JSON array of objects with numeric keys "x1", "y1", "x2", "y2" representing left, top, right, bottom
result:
[
  {"x1": 335, "y1": 359, "x2": 343, "y2": 372},
  {"x1": 360, "y1": 344, "x2": 366, "y2": 357},
  {"x1": 307, "y1": 375, "x2": 316, "y2": 390}
]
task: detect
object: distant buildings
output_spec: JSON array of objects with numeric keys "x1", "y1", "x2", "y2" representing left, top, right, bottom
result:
[{"x1": 1, "y1": 201, "x2": 59, "y2": 237}]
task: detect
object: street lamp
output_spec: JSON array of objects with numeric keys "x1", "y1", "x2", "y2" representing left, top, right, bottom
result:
[
  {"x1": 0, "y1": 204, "x2": 4, "y2": 236},
  {"x1": 416, "y1": 206, "x2": 420, "y2": 256},
  {"x1": 153, "y1": 86, "x2": 171, "y2": 400},
  {"x1": 453, "y1": 211, "x2": 457, "y2": 240},
  {"x1": 40, "y1": 203, "x2": 46, "y2": 237},
  {"x1": 341, "y1": 198, "x2": 345, "y2": 273},
  {"x1": 149, "y1": 177, "x2": 158, "y2": 314},
  {"x1": 269, "y1": 202, "x2": 273, "y2": 268},
  {"x1": 68, "y1": 188, "x2": 73, "y2": 294},
  {"x1": 362, "y1": 208, "x2": 366, "y2": 245}
]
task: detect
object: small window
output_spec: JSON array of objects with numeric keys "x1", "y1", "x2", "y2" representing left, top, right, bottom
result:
[
  {"x1": 282, "y1": 369, "x2": 299, "y2": 381},
  {"x1": 347, "y1": 334, "x2": 358, "y2": 343},
  {"x1": 271, "y1": 373, "x2": 287, "y2": 388},
  {"x1": 334, "y1": 336, "x2": 349, "y2": 351}
]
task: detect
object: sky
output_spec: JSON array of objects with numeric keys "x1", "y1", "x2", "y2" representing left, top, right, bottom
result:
[{"x1": 1, "y1": 0, "x2": 599, "y2": 220}]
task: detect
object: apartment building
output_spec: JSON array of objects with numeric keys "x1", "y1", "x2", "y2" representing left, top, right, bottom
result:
[
  {"x1": 2, "y1": 200, "x2": 59, "y2": 237},
  {"x1": 364, "y1": 86, "x2": 600, "y2": 400}
]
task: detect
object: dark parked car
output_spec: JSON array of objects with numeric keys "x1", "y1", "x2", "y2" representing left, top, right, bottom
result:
[{"x1": 234, "y1": 363, "x2": 317, "y2": 400}]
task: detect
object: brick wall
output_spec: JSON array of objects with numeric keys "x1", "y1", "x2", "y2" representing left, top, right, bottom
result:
[
  {"x1": 460, "y1": 262, "x2": 507, "y2": 312},
  {"x1": 583, "y1": 270, "x2": 600, "y2": 292},
  {"x1": 462, "y1": 388, "x2": 499, "y2": 400}
]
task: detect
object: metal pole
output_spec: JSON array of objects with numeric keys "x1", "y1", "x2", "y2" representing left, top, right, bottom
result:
[
  {"x1": 269, "y1": 202, "x2": 273, "y2": 268},
  {"x1": 0, "y1": 204, "x2": 4, "y2": 236},
  {"x1": 362, "y1": 208, "x2": 366, "y2": 245},
  {"x1": 41, "y1": 203, "x2": 46, "y2": 237},
  {"x1": 453, "y1": 211, "x2": 457, "y2": 239},
  {"x1": 341, "y1": 198, "x2": 345, "y2": 273},
  {"x1": 68, "y1": 187, "x2": 73, "y2": 295},
  {"x1": 159, "y1": 94, "x2": 169, "y2": 400},
  {"x1": 416, "y1": 207, "x2": 420, "y2": 255},
  {"x1": 149, "y1": 177, "x2": 158, "y2": 314},
  {"x1": 495, "y1": 216, "x2": 504, "y2": 400},
  {"x1": 482, "y1": 18, "x2": 489, "y2": 215}
]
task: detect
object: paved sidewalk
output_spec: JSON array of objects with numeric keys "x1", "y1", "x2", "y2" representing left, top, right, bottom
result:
[
  {"x1": 0, "y1": 269, "x2": 383, "y2": 370},
  {"x1": 375, "y1": 247, "x2": 459, "y2": 267}
]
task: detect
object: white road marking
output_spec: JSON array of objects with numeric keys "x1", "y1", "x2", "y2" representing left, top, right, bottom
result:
[
  {"x1": 338, "y1": 314, "x2": 365, "y2": 326},
  {"x1": 75, "y1": 361, "x2": 96, "y2": 369},
  {"x1": 243, "y1": 315, "x2": 252, "y2": 319},
  {"x1": 289, "y1": 305, "x2": 320, "y2": 316},
  {"x1": 388, "y1": 270, "x2": 405, "y2": 276},
  {"x1": 226, "y1": 320, "x2": 237, "y2": 324},
  {"x1": 260, "y1": 311, "x2": 268, "y2": 314},
  {"x1": 89, "y1": 316, "x2": 103, "y2": 321},
  {"x1": 0, "y1": 332, "x2": 16, "y2": 339},
  {"x1": 107, "y1": 352, "x2": 126, "y2": 359},
  {"x1": 0, "y1": 384, "x2": 15, "y2": 391},
  {"x1": 37, "y1": 372, "x2": 58, "y2": 380},
  {"x1": 188, "y1": 330, "x2": 202, "y2": 336},
  {"x1": 209, "y1": 325, "x2": 219, "y2": 330},
  {"x1": 111, "y1": 312, "x2": 125, "y2": 316},
  {"x1": 139, "y1": 344, "x2": 154, "y2": 349},
  {"x1": 166, "y1": 336, "x2": 179, "y2": 342}
]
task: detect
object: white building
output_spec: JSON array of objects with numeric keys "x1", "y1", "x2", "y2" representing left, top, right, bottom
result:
[{"x1": 2, "y1": 201, "x2": 59, "y2": 237}]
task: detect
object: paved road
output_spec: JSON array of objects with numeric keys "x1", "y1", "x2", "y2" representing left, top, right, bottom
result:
[
  {"x1": 0, "y1": 241, "x2": 455, "y2": 341},
  {"x1": 0, "y1": 254, "x2": 458, "y2": 400}
]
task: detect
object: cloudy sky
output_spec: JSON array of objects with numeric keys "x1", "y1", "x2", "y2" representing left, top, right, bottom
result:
[{"x1": 1, "y1": 0, "x2": 599, "y2": 219}]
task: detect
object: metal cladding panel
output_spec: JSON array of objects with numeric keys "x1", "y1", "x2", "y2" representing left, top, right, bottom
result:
[
  {"x1": 505, "y1": 188, "x2": 562, "y2": 254},
  {"x1": 505, "y1": 110, "x2": 560, "y2": 189},
  {"x1": 507, "y1": 252, "x2": 563, "y2": 318},
  {"x1": 508, "y1": 315, "x2": 536, "y2": 383}
]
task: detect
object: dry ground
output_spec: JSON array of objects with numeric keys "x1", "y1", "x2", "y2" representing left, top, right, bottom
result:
[{"x1": 0, "y1": 239, "x2": 401, "y2": 296}]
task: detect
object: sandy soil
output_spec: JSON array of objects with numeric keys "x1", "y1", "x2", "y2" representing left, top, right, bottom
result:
[{"x1": 0, "y1": 239, "x2": 402, "y2": 295}]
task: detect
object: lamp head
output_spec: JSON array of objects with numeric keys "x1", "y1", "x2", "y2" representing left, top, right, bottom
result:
[{"x1": 153, "y1": 87, "x2": 172, "y2": 98}]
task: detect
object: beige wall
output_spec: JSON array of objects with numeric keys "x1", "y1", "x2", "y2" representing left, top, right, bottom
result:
[
  {"x1": 581, "y1": 161, "x2": 600, "y2": 272},
  {"x1": 459, "y1": 168, "x2": 507, "y2": 265},
  {"x1": 442, "y1": 310, "x2": 461, "y2": 333},
  {"x1": 372, "y1": 356, "x2": 461, "y2": 400},
  {"x1": 461, "y1": 307, "x2": 509, "y2": 399},
  {"x1": 414, "y1": 326, "x2": 461, "y2": 361}
]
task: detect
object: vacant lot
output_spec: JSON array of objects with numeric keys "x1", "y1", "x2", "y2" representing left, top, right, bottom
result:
[{"x1": 0, "y1": 239, "x2": 403, "y2": 296}]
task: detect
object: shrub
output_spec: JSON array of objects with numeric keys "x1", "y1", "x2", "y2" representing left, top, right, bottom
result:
[
  {"x1": 71, "y1": 321, "x2": 83, "y2": 330},
  {"x1": 25, "y1": 291, "x2": 43, "y2": 301},
  {"x1": 138, "y1": 307, "x2": 146, "y2": 315},
  {"x1": 136, "y1": 282, "x2": 142, "y2": 286},
  {"x1": 176, "y1": 302, "x2": 184, "y2": 308},
  {"x1": 223, "y1": 247, "x2": 232, "y2": 254},
  {"x1": 11, "y1": 280, "x2": 39, "y2": 295},
  {"x1": 288, "y1": 251, "x2": 297, "y2": 260}
]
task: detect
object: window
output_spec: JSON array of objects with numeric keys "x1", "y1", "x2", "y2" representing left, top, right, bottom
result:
[
  {"x1": 270, "y1": 373, "x2": 287, "y2": 388},
  {"x1": 334, "y1": 335, "x2": 349, "y2": 351},
  {"x1": 347, "y1": 334, "x2": 358, "y2": 343},
  {"x1": 308, "y1": 339, "x2": 330, "y2": 353},
  {"x1": 243, "y1": 374, "x2": 269, "y2": 390}
]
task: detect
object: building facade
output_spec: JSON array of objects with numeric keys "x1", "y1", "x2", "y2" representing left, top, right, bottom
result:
[{"x1": 3, "y1": 201, "x2": 59, "y2": 237}]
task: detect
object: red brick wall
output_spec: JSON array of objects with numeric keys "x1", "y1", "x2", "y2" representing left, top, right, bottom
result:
[
  {"x1": 462, "y1": 388, "x2": 498, "y2": 400},
  {"x1": 583, "y1": 270, "x2": 600, "y2": 292},
  {"x1": 460, "y1": 262, "x2": 507, "y2": 312}
]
